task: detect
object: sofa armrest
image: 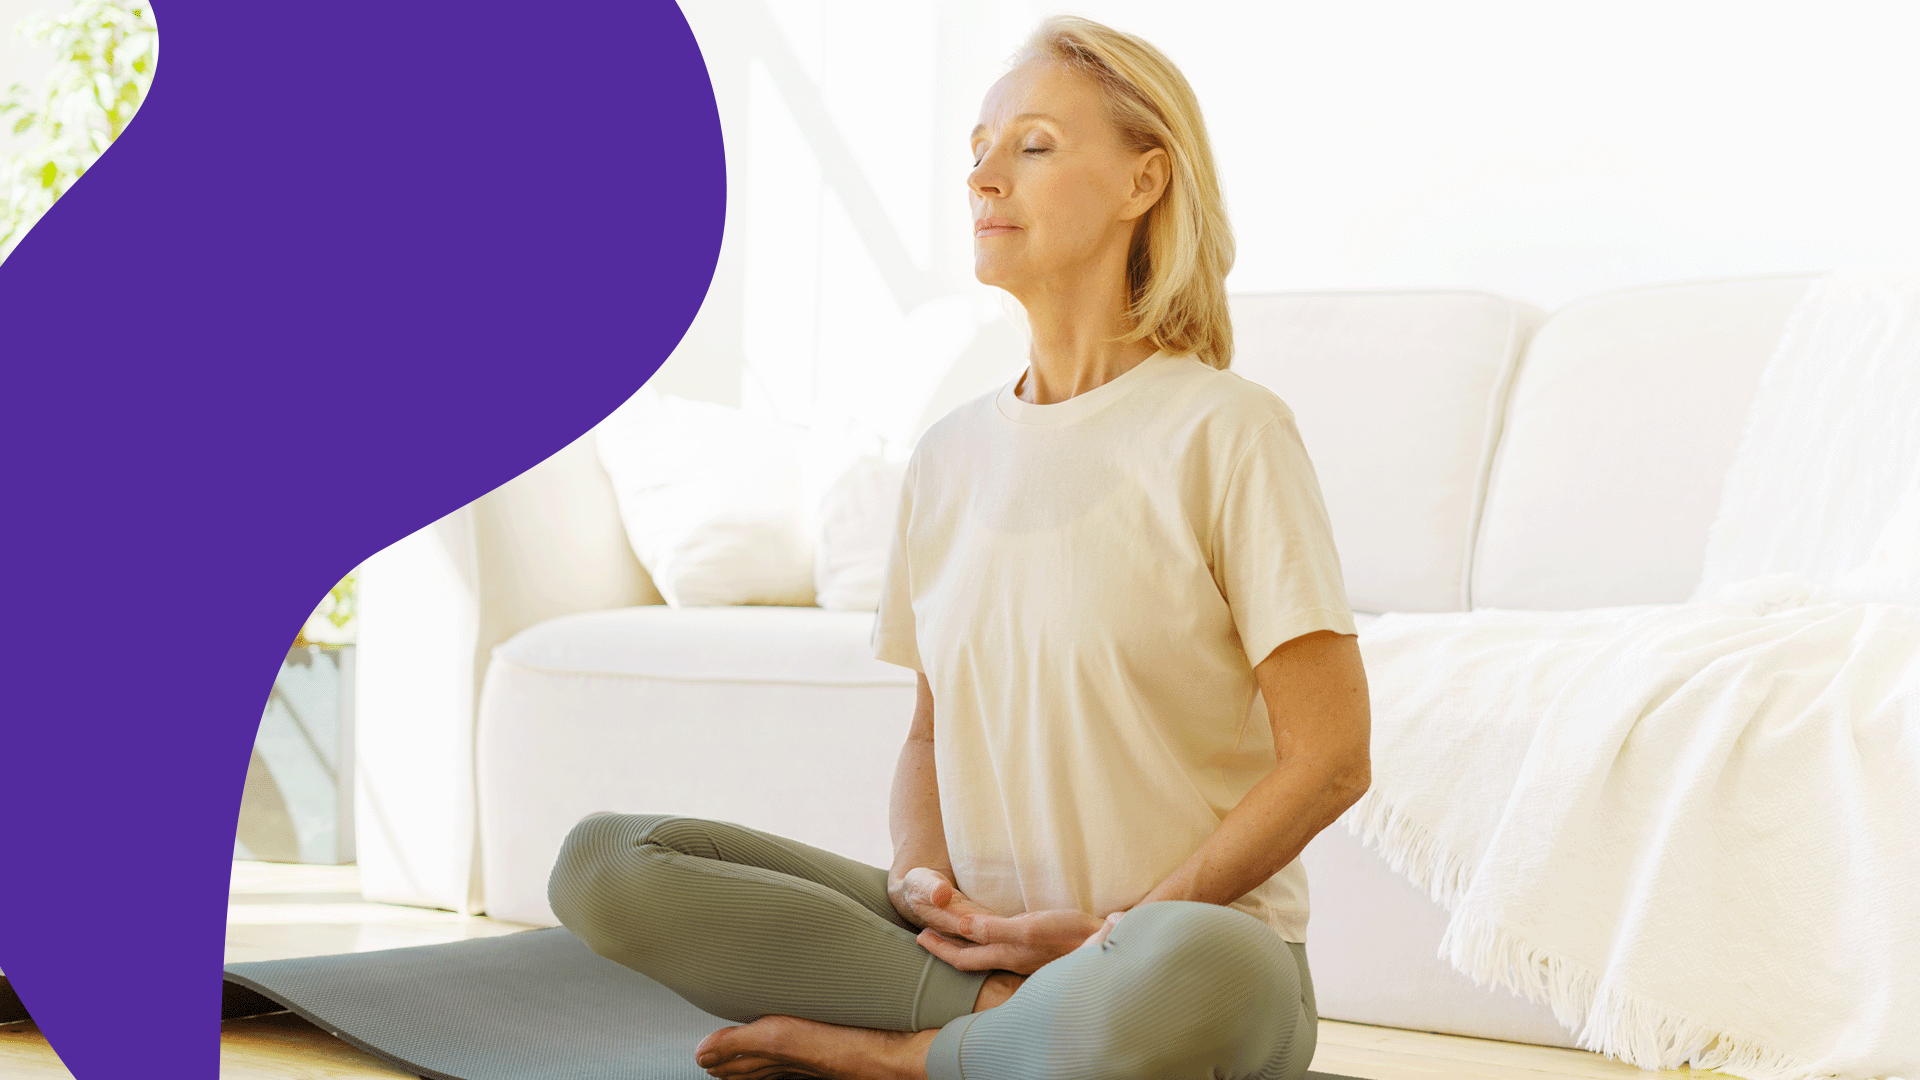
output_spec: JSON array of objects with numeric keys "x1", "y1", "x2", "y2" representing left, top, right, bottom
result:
[{"x1": 354, "y1": 428, "x2": 660, "y2": 912}]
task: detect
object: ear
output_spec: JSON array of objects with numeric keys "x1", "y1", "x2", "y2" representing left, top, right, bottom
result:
[{"x1": 1121, "y1": 146, "x2": 1170, "y2": 222}]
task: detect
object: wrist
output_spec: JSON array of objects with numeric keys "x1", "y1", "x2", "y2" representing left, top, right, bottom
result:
[{"x1": 1034, "y1": 913, "x2": 1112, "y2": 970}]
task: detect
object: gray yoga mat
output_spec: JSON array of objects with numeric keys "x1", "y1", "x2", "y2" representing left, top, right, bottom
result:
[{"x1": 221, "y1": 926, "x2": 1364, "y2": 1080}]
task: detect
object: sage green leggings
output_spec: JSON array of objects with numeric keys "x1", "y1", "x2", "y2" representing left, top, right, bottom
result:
[{"x1": 548, "y1": 813, "x2": 1318, "y2": 1080}]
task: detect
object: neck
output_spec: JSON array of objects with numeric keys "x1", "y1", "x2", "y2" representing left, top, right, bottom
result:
[{"x1": 1014, "y1": 284, "x2": 1158, "y2": 406}]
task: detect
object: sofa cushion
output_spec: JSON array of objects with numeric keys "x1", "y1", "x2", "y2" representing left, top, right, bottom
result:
[
  {"x1": 491, "y1": 604, "x2": 912, "y2": 687},
  {"x1": 1472, "y1": 275, "x2": 1817, "y2": 610},
  {"x1": 813, "y1": 454, "x2": 906, "y2": 612},
  {"x1": 594, "y1": 389, "x2": 818, "y2": 608},
  {"x1": 1229, "y1": 291, "x2": 1544, "y2": 614},
  {"x1": 479, "y1": 605, "x2": 915, "y2": 925}
]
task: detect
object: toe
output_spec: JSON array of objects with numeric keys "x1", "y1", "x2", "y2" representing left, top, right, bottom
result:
[
  {"x1": 695, "y1": 1025, "x2": 745, "y2": 1066},
  {"x1": 706, "y1": 1054, "x2": 781, "y2": 1078}
]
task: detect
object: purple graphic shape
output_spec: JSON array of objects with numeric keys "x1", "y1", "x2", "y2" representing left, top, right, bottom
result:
[{"x1": 0, "y1": 1, "x2": 724, "y2": 1076}]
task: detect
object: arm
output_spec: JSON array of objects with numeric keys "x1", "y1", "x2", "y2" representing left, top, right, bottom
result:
[
  {"x1": 909, "y1": 630, "x2": 1372, "y2": 973},
  {"x1": 886, "y1": 672, "x2": 1047, "y2": 949},
  {"x1": 886, "y1": 672, "x2": 957, "y2": 927},
  {"x1": 1134, "y1": 628, "x2": 1372, "y2": 908}
]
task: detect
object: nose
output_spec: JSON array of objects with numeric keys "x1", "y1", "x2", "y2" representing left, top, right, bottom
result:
[{"x1": 968, "y1": 153, "x2": 1005, "y2": 201}]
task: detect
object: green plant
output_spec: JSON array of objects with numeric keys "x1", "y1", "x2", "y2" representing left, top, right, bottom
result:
[
  {"x1": 294, "y1": 573, "x2": 358, "y2": 648},
  {"x1": 0, "y1": 0, "x2": 158, "y2": 260}
]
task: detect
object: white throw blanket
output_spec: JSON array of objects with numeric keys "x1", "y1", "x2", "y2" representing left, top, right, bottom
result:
[
  {"x1": 1343, "y1": 270, "x2": 1920, "y2": 1080},
  {"x1": 1693, "y1": 269, "x2": 1920, "y2": 602},
  {"x1": 1351, "y1": 601, "x2": 1920, "y2": 1079}
]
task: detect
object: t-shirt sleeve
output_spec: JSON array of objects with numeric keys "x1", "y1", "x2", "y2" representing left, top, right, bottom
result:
[
  {"x1": 1212, "y1": 411, "x2": 1358, "y2": 669},
  {"x1": 870, "y1": 451, "x2": 923, "y2": 673}
]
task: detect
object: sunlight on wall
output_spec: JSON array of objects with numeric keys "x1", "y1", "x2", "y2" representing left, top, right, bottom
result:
[
  {"x1": 742, "y1": 52, "x2": 823, "y2": 425},
  {"x1": 645, "y1": 0, "x2": 1920, "y2": 453},
  {"x1": 1079, "y1": 0, "x2": 1920, "y2": 304},
  {"x1": 681, "y1": 0, "x2": 1030, "y2": 460}
]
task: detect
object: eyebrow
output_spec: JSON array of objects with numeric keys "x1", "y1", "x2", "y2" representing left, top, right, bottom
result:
[{"x1": 969, "y1": 113, "x2": 1059, "y2": 141}]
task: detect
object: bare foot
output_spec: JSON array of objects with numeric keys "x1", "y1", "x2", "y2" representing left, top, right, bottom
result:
[
  {"x1": 694, "y1": 1015, "x2": 938, "y2": 1079},
  {"x1": 972, "y1": 971, "x2": 1026, "y2": 1012}
]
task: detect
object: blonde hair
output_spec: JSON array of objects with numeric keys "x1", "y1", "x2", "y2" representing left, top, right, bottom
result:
[{"x1": 1008, "y1": 15, "x2": 1235, "y2": 369}]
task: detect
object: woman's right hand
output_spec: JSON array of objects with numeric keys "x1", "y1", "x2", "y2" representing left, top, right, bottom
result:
[{"x1": 889, "y1": 866, "x2": 1000, "y2": 935}]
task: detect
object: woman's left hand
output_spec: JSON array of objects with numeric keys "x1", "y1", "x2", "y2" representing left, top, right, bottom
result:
[{"x1": 914, "y1": 907, "x2": 1110, "y2": 975}]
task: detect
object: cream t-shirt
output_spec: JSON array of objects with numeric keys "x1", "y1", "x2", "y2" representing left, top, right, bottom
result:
[{"x1": 870, "y1": 348, "x2": 1357, "y2": 944}]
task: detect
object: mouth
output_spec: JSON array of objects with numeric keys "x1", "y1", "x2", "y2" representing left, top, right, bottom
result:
[{"x1": 974, "y1": 219, "x2": 1020, "y2": 238}]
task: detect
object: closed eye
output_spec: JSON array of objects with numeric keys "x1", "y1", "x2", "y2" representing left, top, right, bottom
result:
[{"x1": 971, "y1": 147, "x2": 1052, "y2": 168}]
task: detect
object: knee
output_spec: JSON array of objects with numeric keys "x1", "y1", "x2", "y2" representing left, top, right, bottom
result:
[
  {"x1": 547, "y1": 814, "x2": 625, "y2": 933},
  {"x1": 546, "y1": 812, "x2": 680, "y2": 947},
  {"x1": 1108, "y1": 902, "x2": 1300, "y2": 1038},
  {"x1": 1116, "y1": 901, "x2": 1286, "y2": 974},
  {"x1": 1025, "y1": 905, "x2": 1306, "y2": 1078}
]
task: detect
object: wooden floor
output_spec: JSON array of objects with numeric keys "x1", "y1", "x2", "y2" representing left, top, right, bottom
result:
[{"x1": 0, "y1": 862, "x2": 1720, "y2": 1080}]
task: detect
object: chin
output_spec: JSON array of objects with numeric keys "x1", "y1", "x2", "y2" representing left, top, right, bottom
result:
[{"x1": 973, "y1": 259, "x2": 1019, "y2": 291}]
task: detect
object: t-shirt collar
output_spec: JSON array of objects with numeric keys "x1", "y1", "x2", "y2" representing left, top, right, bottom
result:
[{"x1": 995, "y1": 348, "x2": 1174, "y2": 427}]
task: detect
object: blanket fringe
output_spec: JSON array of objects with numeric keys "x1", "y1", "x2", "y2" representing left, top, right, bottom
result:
[
  {"x1": 1344, "y1": 793, "x2": 1850, "y2": 1080},
  {"x1": 1338, "y1": 786, "x2": 1477, "y2": 911}
]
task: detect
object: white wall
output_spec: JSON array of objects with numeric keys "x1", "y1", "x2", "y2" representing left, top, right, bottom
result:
[
  {"x1": 10, "y1": 1, "x2": 1915, "y2": 446},
  {"x1": 654, "y1": 0, "x2": 1920, "y2": 455},
  {"x1": 656, "y1": 0, "x2": 1043, "y2": 459},
  {"x1": 1066, "y1": 0, "x2": 1920, "y2": 304}
]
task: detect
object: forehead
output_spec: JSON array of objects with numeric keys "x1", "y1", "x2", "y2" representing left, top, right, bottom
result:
[{"x1": 972, "y1": 58, "x2": 1109, "y2": 140}]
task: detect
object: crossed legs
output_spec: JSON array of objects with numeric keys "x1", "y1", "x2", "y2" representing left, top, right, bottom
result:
[{"x1": 548, "y1": 813, "x2": 1317, "y2": 1080}]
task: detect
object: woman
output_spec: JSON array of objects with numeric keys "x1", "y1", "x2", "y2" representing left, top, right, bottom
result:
[{"x1": 548, "y1": 15, "x2": 1372, "y2": 1080}]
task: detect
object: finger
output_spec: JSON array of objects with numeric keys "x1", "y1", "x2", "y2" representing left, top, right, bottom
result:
[
  {"x1": 903, "y1": 877, "x2": 1013, "y2": 947},
  {"x1": 916, "y1": 867, "x2": 955, "y2": 907},
  {"x1": 909, "y1": 897, "x2": 969, "y2": 934},
  {"x1": 909, "y1": 866, "x2": 965, "y2": 909},
  {"x1": 916, "y1": 928, "x2": 980, "y2": 953},
  {"x1": 917, "y1": 888, "x2": 1001, "y2": 936},
  {"x1": 916, "y1": 929, "x2": 1026, "y2": 971},
  {"x1": 916, "y1": 928, "x2": 973, "y2": 963},
  {"x1": 943, "y1": 891, "x2": 1003, "y2": 920},
  {"x1": 932, "y1": 909, "x2": 993, "y2": 943},
  {"x1": 1077, "y1": 914, "x2": 1117, "y2": 952},
  {"x1": 904, "y1": 871, "x2": 970, "y2": 931},
  {"x1": 907, "y1": 869, "x2": 999, "y2": 919},
  {"x1": 904, "y1": 887, "x2": 991, "y2": 939}
]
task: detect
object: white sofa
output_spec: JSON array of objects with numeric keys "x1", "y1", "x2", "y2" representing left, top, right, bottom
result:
[{"x1": 355, "y1": 272, "x2": 1818, "y2": 1050}]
